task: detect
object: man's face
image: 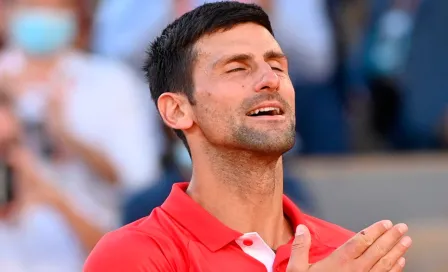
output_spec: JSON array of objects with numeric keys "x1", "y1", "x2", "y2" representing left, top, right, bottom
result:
[{"x1": 190, "y1": 23, "x2": 295, "y2": 155}]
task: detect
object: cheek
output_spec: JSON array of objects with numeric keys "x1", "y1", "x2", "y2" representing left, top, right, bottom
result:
[
  {"x1": 195, "y1": 81, "x2": 242, "y2": 118},
  {"x1": 194, "y1": 93, "x2": 237, "y2": 138},
  {"x1": 281, "y1": 79, "x2": 295, "y2": 110}
]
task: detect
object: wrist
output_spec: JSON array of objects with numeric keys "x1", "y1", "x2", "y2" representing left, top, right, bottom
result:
[
  {"x1": 53, "y1": 127, "x2": 74, "y2": 148},
  {"x1": 49, "y1": 190, "x2": 67, "y2": 211}
]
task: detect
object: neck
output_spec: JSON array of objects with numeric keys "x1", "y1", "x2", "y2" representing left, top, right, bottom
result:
[
  {"x1": 187, "y1": 147, "x2": 293, "y2": 249},
  {"x1": 26, "y1": 54, "x2": 60, "y2": 71},
  {"x1": 21, "y1": 51, "x2": 64, "y2": 83}
]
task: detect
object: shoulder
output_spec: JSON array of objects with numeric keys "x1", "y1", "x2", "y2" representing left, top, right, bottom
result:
[
  {"x1": 84, "y1": 215, "x2": 187, "y2": 272},
  {"x1": 304, "y1": 214, "x2": 355, "y2": 247}
]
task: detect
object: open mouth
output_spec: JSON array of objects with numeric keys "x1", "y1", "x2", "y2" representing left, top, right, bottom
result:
[{"x1": 246, "y1": 107, "x2": 284, "y2": 117}]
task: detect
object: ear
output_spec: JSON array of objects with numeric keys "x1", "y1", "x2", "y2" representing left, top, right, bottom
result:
[{"x1": 158, "y1": 93, "x2": 194, "y2": 131}]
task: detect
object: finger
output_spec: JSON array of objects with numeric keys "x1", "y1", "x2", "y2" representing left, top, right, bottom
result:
[
  {"x1": 370, "y1": 236, "x2": 412, "y2": 272},
  {"x1": 286, "y1": 225, "x2": 311, "y2": 272},
  {"x1": 335, "y1": 220, "x2": 393, "y2": 260},
  {"x1": 388, "y1": 257, "x2": 406, "y2": 272},
  {"x1": 0, "y1": 72, "x2": 19, "y2": 96},
  {"x1": 356, "y1": 223, "x2": 408, "y2": 268}
]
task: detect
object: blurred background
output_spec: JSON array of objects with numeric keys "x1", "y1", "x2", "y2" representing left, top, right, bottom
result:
[{"x1": 0, "y1": 0, "x2": 446, "y2": 271}]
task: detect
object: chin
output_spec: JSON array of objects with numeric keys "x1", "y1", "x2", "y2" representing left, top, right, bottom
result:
[
  {"x1": 231, "y1": 122, "x2": 296, "y2": 154},
  {"x1": 241, "y1": 135, "x2": 296, "y2": 156},
  {"x1": 260, "y1": 142, "x2": 294, "y2": 155}
]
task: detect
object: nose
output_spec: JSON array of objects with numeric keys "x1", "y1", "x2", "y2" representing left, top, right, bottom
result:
[{"x1": 254, "y1": 65, "x2": 280, "y2": 93}]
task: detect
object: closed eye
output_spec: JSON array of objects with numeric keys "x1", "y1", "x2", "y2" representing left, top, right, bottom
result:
[
  {"x1": 226, "y1": 67, "x2": 246, "y2": 73},
  {"x1": 271, "y1": 67, "x2": 284, "y2": 72}
]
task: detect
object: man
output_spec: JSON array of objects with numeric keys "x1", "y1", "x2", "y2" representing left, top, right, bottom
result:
[{"x1": 84, "y1": 2, "x2": 412, "y2": 271}]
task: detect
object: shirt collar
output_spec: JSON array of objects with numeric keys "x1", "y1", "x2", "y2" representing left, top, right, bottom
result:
[{"x1": 161, "y1": 182, "x2": 307, "y2": 252}]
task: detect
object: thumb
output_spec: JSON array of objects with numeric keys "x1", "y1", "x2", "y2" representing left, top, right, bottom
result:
[{"x1": 286, "y1": 224, "x2": 311, "y2": 272}]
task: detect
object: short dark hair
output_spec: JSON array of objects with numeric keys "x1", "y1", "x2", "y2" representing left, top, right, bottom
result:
[{"x1": 143, "y1": 1, "x2": 273, "y2": 152}]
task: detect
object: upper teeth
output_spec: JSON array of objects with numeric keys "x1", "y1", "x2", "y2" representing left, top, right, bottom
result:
[{"x1": 248, "y1": 107, "x2": 281, "y2": 116}]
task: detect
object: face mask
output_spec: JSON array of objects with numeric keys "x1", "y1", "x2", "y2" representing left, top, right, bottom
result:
[{"x1": 9, "y1": 8, "x2": 77, "y2": 56}]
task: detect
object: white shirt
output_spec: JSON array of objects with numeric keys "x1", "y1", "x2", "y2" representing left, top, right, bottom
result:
[
  {"x1": 0, "y1": 50, "x2": 162, "y2": 271},
  {"x1": 236, "y1": 232, "x2": 277, "y2": 272}
]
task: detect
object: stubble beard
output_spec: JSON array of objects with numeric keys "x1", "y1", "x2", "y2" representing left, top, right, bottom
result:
[{"x1": 232, "y1": 118, "x2": 296, "y2": 156}]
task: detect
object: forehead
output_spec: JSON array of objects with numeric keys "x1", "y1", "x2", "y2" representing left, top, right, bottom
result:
[
  {"x1": 195, "y1": 23, "x2": 282, "y2": 64},
  {"x1": 11, "y1": 0, "x2": 73, "y2": 8}
]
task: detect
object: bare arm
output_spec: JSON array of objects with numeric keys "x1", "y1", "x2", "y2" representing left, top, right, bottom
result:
[
  {"x1": 9, "y1": 146, "x2": 107, "y2": 253},
  {"x1": 52, "y1": 193, "x2": 106, "y2": 252},
  {"x1": 59, "y1": 131, "x2": 119, "y2": 184}
]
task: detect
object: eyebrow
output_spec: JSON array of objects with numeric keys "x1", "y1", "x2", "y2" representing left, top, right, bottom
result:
[
  {"x1": 212, "y1": 50, "x2": 287, "y2": 69},
  {"x1": 263, "y1": 50, "x2": 287, "y2": 61}
]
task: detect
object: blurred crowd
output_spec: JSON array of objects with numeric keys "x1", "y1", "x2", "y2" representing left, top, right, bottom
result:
[{"x1": 0, "y1": 0, "x2": 447, "y2": 271}]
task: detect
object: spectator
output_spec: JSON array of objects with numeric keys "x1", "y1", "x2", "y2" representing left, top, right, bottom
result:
[
  {"x1": 361, "y1": 0, "x2": 429, "y2": 150},
  {"x1": 395, "y1": 0, "x2": 448, "y2": 149},
  {"x1": 0, "y1": 0, "x2": 6, "y2": 50},
  {"x1": 91, "y1": 0, "x2": 178, "y2": 71},
  {"x1": 0, "y1": 0, "x2": 161, "y2": 271}
]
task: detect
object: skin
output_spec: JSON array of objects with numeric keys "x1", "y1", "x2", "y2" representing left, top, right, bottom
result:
[
  {"x1": 288, "y1": 221, "x2": 412, "y2": 271},
  {"x1": 158, "y1": 22, "x2": 296, "y2": 250},
  {"x1": 0, "y1": 1, "x2": 5, "y2": 46},
  {"x1": 6, "y1": 0, "x2": 76, "y2": 21},
  {"x1": 158, "y1": 22, "x2": 412, "y2": 270}
]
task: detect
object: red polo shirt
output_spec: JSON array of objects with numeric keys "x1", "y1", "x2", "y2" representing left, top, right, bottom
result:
[{"x1": 84, "y1": 182, "x2": 354, "y2": 272}]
